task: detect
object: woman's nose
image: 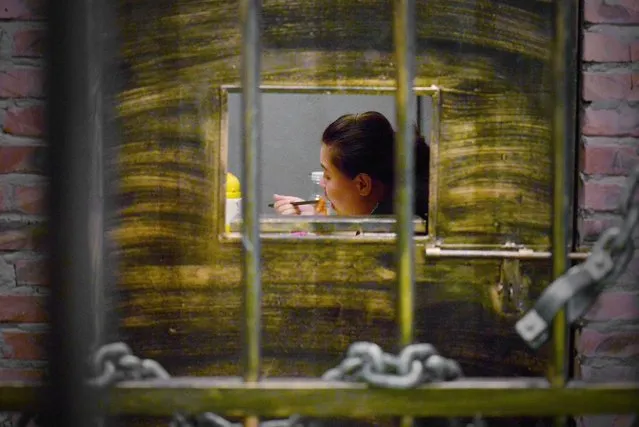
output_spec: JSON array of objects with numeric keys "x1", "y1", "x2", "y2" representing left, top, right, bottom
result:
[{"x1": 319, "y1": 177, "x2": 326, "y2": 187}]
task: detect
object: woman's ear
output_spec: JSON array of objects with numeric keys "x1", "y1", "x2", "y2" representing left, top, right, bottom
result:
[{"x1": 355, "y1": 173, "x2": 373, "y2": 196}]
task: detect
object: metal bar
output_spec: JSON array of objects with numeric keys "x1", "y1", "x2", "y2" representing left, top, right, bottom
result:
[
  {"x1": 424, "y1": 249, "x2": 589, "y2": 261},
  {"x1": 393, "y1": 0, "x2": 417, "y2": 350},
  {"x1": 221, "y1": 84, "x2": 440, "y2": 95},
  {"x1": 4, "y1": 379, "x2": 638, "y2": 417},
  {"x1": 566, "y1": 0, "x2": 582, "y2": 389},
  {"x1": 227, "y1": 230, "x2": 593, "y2": 253},
  {"x1": 229, "y1": 216, "x2": 428, "y2": 234},
  {"x1": 394, "y1": 1, "x2": 416, "y2": 425},
  {"x1": 240, "y1": 0, "x2": 262, "y2": 426},
  {"x1": 88, "y1": 0, "x2": 117, "y2": 357},
  {"x1": 224, "y1": 232, "x2": 422, "y2": 243},
  {"x1": 88, "y1": 0, "x2": 105, "y2": 351},
  {"x1": 46, "y1": 0, "x2": 106, "y2": 425},
  {"x1": 549, "y1": 0, "x2": 578, "y2": 426}
]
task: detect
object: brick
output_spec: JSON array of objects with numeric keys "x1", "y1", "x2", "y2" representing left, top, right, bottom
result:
[
  {"x1": 2, "y1": 105, "x2": 45, "y2": 137},
  {"x1": 0, "y1": 69, "x2": 44, "y2": 98},
  {"x1": 583, "y1": 292, "x2": 639, "y2": 321},
  {"x1": 0, "y1": 257, "x2": 16, "y2": 287},
  {"x1": 15, "y1": 258, "x2": 47, "y2": 286},
  {"x1": 583, "y1": 32, "x2": 630, "y2": 62},
  {"x1": 579, "y1": 364, "x2": 639, "y2": 382},
  {"x1": 0, "y1": 229, "x2": 32, "y2": 250},
  {"x1": 0, "y1": 0, "x2": 45, "y2": 19},
  {"x1": 0, "y1": 368, "x2": 43, "y2": 381},
  {"x1": 582, "y1": 104, "x2": 639, "y2": 137},
  {"x1": 632, "y1": 41, "x2": 639, "y2": 61},
  {"x1": 580, "y1": 179, "x2": 625, "y2": 211},
  {"x1": 0, "y1": 295, "x2": 47, "y2": 323},
  {"x1": 612, "y1": 249, "x2": 639, "y2": 287},
  {"x1": 0, "y1": 182, "x2": 46, "y2": 215},
  {"x1": 14, "y1": 183, "x2": 46, "y2": 215},
  {"x1": 584, "y1": 0, "x2": 639, "y2": 24},
  {"x1": 0, "y1": 224, "x2": 45, "y2": 251},
  {"x1": 0, "y1": 181, "x2": 10, "y2": 212},
  {"x1": 12, "y1": 29, "x2": 44, "y2": 57},
  {"x1": 0, "y1": 146, "x2": 45, "y2": 174},
  {"x1": 577, "y1": 415, "x2": 637, "y2": 427},
  {"x1": 582, "y1": 73, "x2": 634, "y2": 101},
  {"x1": 577, "y1": 329, "x2": 639, "y2": 358},
  {"x1": 578, "y1": 216, "x2": 639, "y2": 244},
  {"x1": 1, "y1": 330, "x2": 46, "y2": 360},
  {"x1": 631, "y1": 75, "x2": 639, "y2": 101},
  {"x1": 581, "y1": 142, "x2": 639, "y2": 175}
]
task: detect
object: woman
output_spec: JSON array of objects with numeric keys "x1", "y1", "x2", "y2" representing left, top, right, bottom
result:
[{"x1": 273, "y1": 111, "x2": 430, "y2": 219}]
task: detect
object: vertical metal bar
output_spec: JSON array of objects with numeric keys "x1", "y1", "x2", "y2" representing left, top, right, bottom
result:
[
  {"x1": 98, "y1": 0, "x2": 121, "y2": 351},
  {"x1": 240, "y1": 0, "x2": 262, "y2": 426},
  {"x1": 567, "y1": 0, "x2": 583, "y2": 391},
  {"x1": 394, "y1": 0, "x2": 416, "y2": 353},
  {"x1": 46, "y1": 0, "x2": 105, "y2": 425},
  {"x1": 550, "y1": 0, "x2": 578, "y2": 426},
  {"x1": 87, "y1": 0, "x2": 110, "y2": 353},
  {"x1": 394, "y1": 1, "x2": 416, "y2": 426}
]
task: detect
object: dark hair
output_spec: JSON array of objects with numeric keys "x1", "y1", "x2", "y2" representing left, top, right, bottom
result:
[{"x1": 321, "y1": 111, "x2": 430, "y2": 190}]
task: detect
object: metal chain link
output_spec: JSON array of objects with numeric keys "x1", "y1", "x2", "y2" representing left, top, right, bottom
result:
[
  {"x1": 84, "y1": 341, "x2": 479, "y2": 427},
  {"x1": 87, "y1": 342, "x2": 170, "y2": 388},
  {"x1": 516, "y1": 165, "x2": 639, "y2": 349}
]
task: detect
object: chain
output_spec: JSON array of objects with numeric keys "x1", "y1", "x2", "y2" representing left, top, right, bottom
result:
[
  {"x1": 516, "y1": 165, "x2": 639, "y2": 349},
  {"x1": 87, "y1": 342, "x2": 170, "y2": 388},
  {"x1": 82, "y1": 341, "x2": 479, "y2": 427}
]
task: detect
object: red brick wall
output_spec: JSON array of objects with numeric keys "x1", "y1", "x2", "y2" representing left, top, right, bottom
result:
[
  {"x1": 0, "y1": 0, "x2": 48, "y2": 387},
  {"x1": 576, "y1": 1, "x2": 639, "y2": 427}
]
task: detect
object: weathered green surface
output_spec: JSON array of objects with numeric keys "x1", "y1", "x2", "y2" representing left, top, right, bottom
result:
[
  {"x1": 116, "y1": 0, "x2": 554, "y2": 250},
  {"x1": 112, "y1": 0, "x2": 559, "y2": 425},
  {"x1": 116, "y1": 246, "x2": 553, "y2": 378}
]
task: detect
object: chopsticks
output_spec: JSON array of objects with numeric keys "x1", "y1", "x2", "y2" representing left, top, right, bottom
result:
[{"x1": 267, "y1": 200, "x2": 319, "y2": 208}]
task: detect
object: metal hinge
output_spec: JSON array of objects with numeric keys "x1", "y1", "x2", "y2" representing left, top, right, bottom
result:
[{"x1": 493, "y1": 258, "x2": 531, "y2": 316}]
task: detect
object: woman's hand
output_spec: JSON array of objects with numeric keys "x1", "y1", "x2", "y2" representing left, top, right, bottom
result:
[{"x1": 272, "y1": 194, "x2": 316, "y2": 216}]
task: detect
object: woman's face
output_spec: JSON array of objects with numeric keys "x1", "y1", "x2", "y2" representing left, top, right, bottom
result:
[{"x1": 319, "y1": 144, "x2": 373, "y2": 215}]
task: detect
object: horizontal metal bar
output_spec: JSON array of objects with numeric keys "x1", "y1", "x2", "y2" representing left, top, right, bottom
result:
[
  {"x1": 221, "y1": 84, "x2": 439, "y2": 96},
  {"x1": 224, "y1": 232, "x2": 416, "y2": 243},
  {"x1": 2, "y1": 379, "x2": 638, "y2": 417},
  {"x1": 229, "y1": 216, "x2": 428, "y2": 234},
  {"x1": 224, "y1": 233, "x2": 590, "y2": 259},
  {"x1": 424, "y1": 248, "x2": 589, "y2": 261}
]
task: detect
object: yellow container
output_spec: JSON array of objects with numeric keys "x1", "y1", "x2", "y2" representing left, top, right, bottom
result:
[{"x1": 225, "y1": 172, "x2": 242, "y2": 232}]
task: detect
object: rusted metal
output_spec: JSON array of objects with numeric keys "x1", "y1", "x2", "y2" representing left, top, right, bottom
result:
[
  {"x1": 3, "y1": 379, "x2": 639, "y2": 417},
  {"x1": 240, "y1": 1, "x2": 263, "y2": 427}
]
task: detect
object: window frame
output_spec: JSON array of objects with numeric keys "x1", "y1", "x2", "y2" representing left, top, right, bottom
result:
[{"x1": 211, "y1": 84, "x2": 441, "y2": 243}]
